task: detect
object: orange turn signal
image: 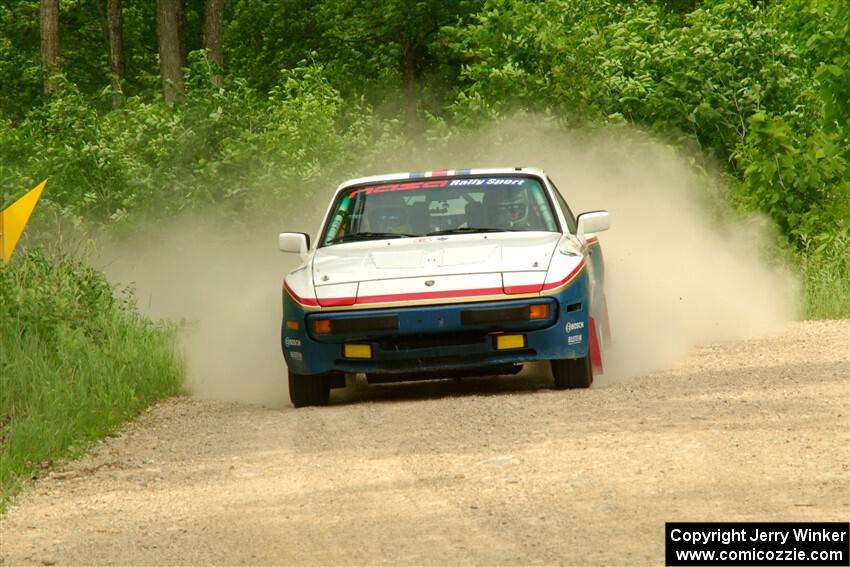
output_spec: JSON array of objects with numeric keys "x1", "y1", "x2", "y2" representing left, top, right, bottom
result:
[
  {"x1": 528, "y1": 304, "x2": 550, "y2": 320},
  {"x1": 311, "y1": 319, "x2": 332, "y2": 334},
  {"x1": 286, "y1": 320, "x2": 300, "y2": 331}
]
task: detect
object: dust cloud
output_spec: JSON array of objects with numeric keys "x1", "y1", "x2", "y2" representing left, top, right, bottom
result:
[
  {"x1": 99, "y1": 219, "x2": 307, "y2": 407},
  {"x1": 382, "y1": 120, "x2": 800, "y2": 382},
  {"x1": 98, "y1": 119, "x2": 798, "y2": 404},
  {"x1": 558, "y1": 138, "x2": 798, "y2": 382}
]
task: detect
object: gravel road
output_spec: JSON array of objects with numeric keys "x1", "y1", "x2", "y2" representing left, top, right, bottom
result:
[{"x1": 1, "y1": 320, "x2": 848, "y2": 566}]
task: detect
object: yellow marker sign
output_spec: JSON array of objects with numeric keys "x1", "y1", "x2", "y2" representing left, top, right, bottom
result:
[{"x1": 0, "y1": 179, "x2": 47, "y2": 264}]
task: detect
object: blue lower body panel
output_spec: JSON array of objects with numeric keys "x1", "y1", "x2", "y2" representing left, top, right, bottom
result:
[{"x1": 282, "y1": 274, "x2": 593, "y2": 377}]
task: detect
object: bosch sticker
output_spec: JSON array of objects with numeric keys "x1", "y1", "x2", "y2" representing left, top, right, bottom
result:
[{"x1": 565, "y1": 321, "x2": 585, "y2": 333}]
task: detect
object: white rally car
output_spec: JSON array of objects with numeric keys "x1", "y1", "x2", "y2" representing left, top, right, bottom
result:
[{"x1": 279, "y1": 168, "x2": 610, "y2": 407}]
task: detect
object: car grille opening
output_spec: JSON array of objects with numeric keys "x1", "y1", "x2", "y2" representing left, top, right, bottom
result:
[
  {"x1": 330, "y1": 315, "x2": 399, "y2": 334},
  {"x1": 336, "y1": 350, "x2": 536, "y2": 373},
  {"x1": 460, "y1": 305, "x2": 531, "y2": 325},
  {"x1": 378, "y1": 331, "x2": 486, "y2": 351}
]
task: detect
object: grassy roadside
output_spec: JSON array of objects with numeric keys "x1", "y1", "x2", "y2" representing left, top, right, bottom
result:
[
  {"x1": 801, "y1": 235, "x2": 850, "y2": 320},
  {"x1": 0, "y1": 251, "x2": 183, "y2": 511}
]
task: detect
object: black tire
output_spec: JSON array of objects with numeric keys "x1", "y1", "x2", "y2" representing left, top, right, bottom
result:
[
  {"x1": 551, "y1": 355, "x2": 593, "y2": 389},
  {"x1": 288, "y1": 370, "x2": 331, "y2": 407}
]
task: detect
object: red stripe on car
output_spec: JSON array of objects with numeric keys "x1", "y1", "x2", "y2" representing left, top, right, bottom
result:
[
  {"x1": 540, "y1": 260, "x2": 586, "y2": 291},
  {"x1": 286, "y1": 261, "x2": 585, "y2": 308},
  {"x1": 356, "y1": 286, "x2": 504, "y2": 305},
  {"x1": 589, "y1": 316, "x2": 604, "y2": 374},
  {"x1": 284, "y1": 282, "x2": 320, "y2": 307}
]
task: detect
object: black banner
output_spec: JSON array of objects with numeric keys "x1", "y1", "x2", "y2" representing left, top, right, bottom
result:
[{"x1": 666, "y1": 522, "x2": 849, "y2": 566}]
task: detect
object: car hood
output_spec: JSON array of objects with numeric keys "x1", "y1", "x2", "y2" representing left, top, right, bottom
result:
[{"x1": 311, "y1": 232, "x2": 560, "y2": 287}]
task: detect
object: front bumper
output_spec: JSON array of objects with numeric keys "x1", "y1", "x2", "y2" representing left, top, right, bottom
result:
[{"x1": 282, "y1": 275, "x2": 591, "y2": 376}]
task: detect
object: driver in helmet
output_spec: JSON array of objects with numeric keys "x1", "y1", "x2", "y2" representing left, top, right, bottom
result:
[
  {"x1": 366, "y1": 191, "x2": 411, "y2": 234},
  {"x1": 485, "y1": 186, "x2": 531, "y2": 229}
]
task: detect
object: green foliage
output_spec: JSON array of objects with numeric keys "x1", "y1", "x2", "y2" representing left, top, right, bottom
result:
[
  {"x1": 0, "y1": 250, "x2": 114, "y2": 341},
  {"x1": 226, "y1": 0, "x2": 337, "y2": 96},
  {"x1": 807, "y1": 0, "x2": 850, "y2": 144},
  {"x1": 598, "y1": 0, "x2": 811, "y2": 159},
  {"x1": 444, "y1": 0, "x2": 626, "y2": 123},
  {"x1": 443, "y1": 0, "x2": 848, "y2": 314},
  {"x1": 227, "y1": 0, "x2": 479, "y2": 116},
  {"x1": 800, "y1": 233, "x2": 850, "y2": 319},
  {"x1": 733, "y1": 111, "x2": 849, "y2": 246},
  {"x1": 0, "y1": 251, "x2": 183, "y2": 507},
  {"x1": 216, "y1": 63, "x2": 378, "y2": 203},
  {"x1": 448, "y1": 0, "x2": 812, "y2": 157},
  {"x1": 730, "y1": 0, "x2": 850, "y2": 251},
  {"x1": 0, "y1": 58, "x2": 391, "y2": 224},
  {"x1": 0, "y1": 1, "x2": 42, "y2": 121}
]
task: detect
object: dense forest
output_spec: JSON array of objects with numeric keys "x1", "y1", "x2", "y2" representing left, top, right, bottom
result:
[
  {"x1": 1, "y1": 1, "x2": 847, "y2": 244},
  {"x1": 1, "y1": 0, "x2": 848, "y2": 505}
]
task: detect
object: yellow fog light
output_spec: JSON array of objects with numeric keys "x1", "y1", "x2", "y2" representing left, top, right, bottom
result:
[
  {"x1": 495, "y1": 334, "x2": 526, "y2": 350},
  {"x1": 343, "y1": 343, "x2": 372, "y2": 359}
]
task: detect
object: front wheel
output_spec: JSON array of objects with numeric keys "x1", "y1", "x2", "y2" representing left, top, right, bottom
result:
[
  {"x1": 288, "y1": 371, "x2": 331, "y2": 407},
  {"x1": 551, "y1": 355, "x2": 593, "y2": 389}
]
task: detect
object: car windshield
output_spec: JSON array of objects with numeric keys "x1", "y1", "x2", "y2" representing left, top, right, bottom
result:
[{"x1": 321, "y1": 176, "x2": 558, "y2": 246}]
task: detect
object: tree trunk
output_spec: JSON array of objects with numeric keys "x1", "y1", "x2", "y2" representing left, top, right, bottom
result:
[
  {"x1": 203, "y1": 0, "x2": 224, "y2": 86},
  {"x1": 156, "y1": 0, "x2": 184, "y2": 103},
  {"x1": 107, "y1": 0, "x2": 126, "y2": 105},
  {"x1": 176, "y1": 0, "x2": 187, "y2": 67},
  {"x1": 94, "y1": 0, "x2": 125, "y2": 106},
  {"x1": 39, "y1": 0, "x2": 59, "y2": 93},
  {"x1": 400, "y1": 36, "x2": 418, "y2": 129}
]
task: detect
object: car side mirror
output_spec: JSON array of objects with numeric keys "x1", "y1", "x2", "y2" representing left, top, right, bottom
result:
[
  {"x1": 278, "y1": 232, "x2": 310, "y2": 259},
  {"x1": 576, "y1": 211, "x2": 609, "y2": 244}
]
